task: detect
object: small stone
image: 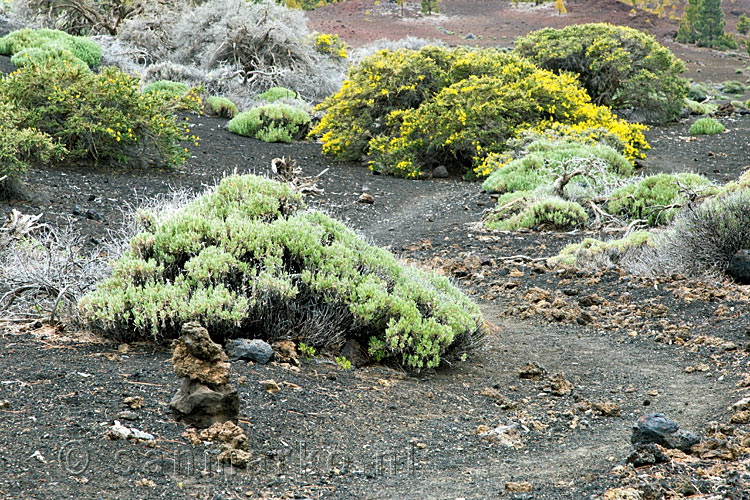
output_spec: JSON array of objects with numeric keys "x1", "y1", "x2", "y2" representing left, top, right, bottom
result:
[
  {"x1": 340, "y1": 338, "x2": 368, "y2": 367},
  {"x1": 200, "y1": 421, "x2": 247, "y2": 450},
  {"x1": 519, "y1": 362, "x2": 546, "y2": 380},
  {"x1": 479, "y1": 424, "x2": 524, "y2": 449},
  {"x1": 626, "y1": 443, "x2": 669, "y2": 467},
  {"x1": 0, "y1": 400, "x2": 10, "y2": 409},
  {"x1": 30, "y1": 450, "x2": 46, "y2": 463},
  {"x1": 172, "y1": 322, "x2": 230, "y2": 386},
  {"x1": 272, "y1": 340, "x2": 299, "y2": 366},
  {"x1": 432, "y1": 165, "x2": 449, "y2": 178},
  {"x1": 544, "y1": 373, "x2": 573, "y2": 397},
  {"x1": 631, "y1": 413, "x2": 700, "y2": 452},
  {"x1": 731, "y1": 397, "x2": 750, "y2": 412},
  {"x1": 218, "y1": 448, "x2": 252, "y2": 468},
  {"x1": 135, "y1": 478, "x2": 155, "y2": 488},
  {"x1": 357, "y1": 192, "x2": 374, "y2": 204},
  {"x1": 464, "y1": 33, "x2": 476, "y2": 40},
  {"x1": 729, "y1": 410, "x2": 750, "y2": 424},
  {"x1": 124, "y1": 396, "x2": 143, "y2": 409},
  {"x1": 726, "y1": 249, "x2": 750, "y2": 284},
  {"x1": 117, "y1": 410, "x2": 139, "y2": 421},
  {"x1": 602, "y1": 487, "x2": 643, "y2": 500},
  {"x1": 592, "y1": 401, "x2": 621, "y2": 417},
  {"x1": 504, "y1": 481, "x2": 532, "y2": 492},
  {"x1": 225, "y1": 339, "x2": 273, "y2": 364},
  {"x1": 260, "y1": 379, "x2": 281, "y2": 394}
]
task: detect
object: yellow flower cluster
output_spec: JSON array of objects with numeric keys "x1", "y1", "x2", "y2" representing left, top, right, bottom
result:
[{"x1": 312, "y1": 33, "x2": 347, "y2": 59}]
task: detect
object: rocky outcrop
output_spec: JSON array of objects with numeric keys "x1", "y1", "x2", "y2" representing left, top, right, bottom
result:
[{"x1": 169, "y1": 322, "x2": 239, "y2": 428}]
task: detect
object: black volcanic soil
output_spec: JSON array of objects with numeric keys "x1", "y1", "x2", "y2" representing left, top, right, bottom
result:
[{"x1": 2, "y1": 2, "x2": 750, "y2": 498}]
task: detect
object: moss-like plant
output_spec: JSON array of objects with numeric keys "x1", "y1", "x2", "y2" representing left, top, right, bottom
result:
[
  {"x1": 228, "y1": 103, "x2": 310, "y2": 143},
  {"x1": 143, "y1": 80, "x2": 189, "y2": 98},
  {"x1": 683, "y1": 98, "x2": 718, "y2": 116},
  {"x1": 689, "y1": 117, "x2": 724, "y2": 136},
  {"x1": 10, "y1": 45, "x2": 91, "y2": 72},
  {"x1": 513, "y1": 23, "x2": 688, "y2": 124},
  {"x1": 486, "y1": 195, "x2": 587, "y2": 231},
  {"x1": 78, "y1": 175, "x2": 483, "y2": 371},
  {"x1": 258, "y1": 87, "x2": 298, "y2": 102},
  {"x1": 0, "y1": 28, "x2": 101, "y2": 68},
  {"x1": 721, "y1": 80, "x2": 746, "y2": 95},
  {"x1": 206, "y1": 96, "x2": 238, "y2": 119},
  {"x1": 481, "y1": 140, "x2": 632, "y2": 197},
  {"x1": 549, "y1": 231, "x2": 654, "y2": 267},
  {"x1": 607, "y1": 173, "x2": 714, "y2": 226}
]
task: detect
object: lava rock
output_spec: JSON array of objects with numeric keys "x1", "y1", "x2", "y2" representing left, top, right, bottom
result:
[
  {"x1": 726, "y1": 249, "x2": 750, "y2": 285},
  {"x1": 225, "y1": 339, "x2": 273, "y2": 364},
  {"x1": 170, "y1": 322, "x2": 239, "y2": 428},
  {"x1": 170, "y1": 378, "x2": 240, "y2": 428},
  {"x1": 626, "y1": 443, "x2": 669, "y2": 467},
  {"x1": 357, "y1": 192, "x2": 374, "y2": 204},
  {"x1": 631, "y1": 413, "x2": 700, "y2": 452},
  {"x1": 340, "y1": 338, "x2": 368, "y2": 367},
  {"x1": 432, "y1": 165, "x2": 449, "y2": 178},
  {"x1": 518, "y1": 362, "x2": 546, "y2": 380}
]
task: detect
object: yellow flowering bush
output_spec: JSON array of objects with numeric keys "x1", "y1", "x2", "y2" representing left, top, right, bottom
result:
[
  {"x1": 0, "y1": 59, "x2": 191, "y2": 168},
  {"x1": 311, "y1": 46, "x2": 537, "y2": 163},
  {"x1": 513, "y1": 23, "x2": 688, "y2": 124},
  {"x1": 368, "y1": 70, "x2": 648, "y2": 178},
  {"x1": 312, "y1": 33, "x2": 347, "y2": 59}
]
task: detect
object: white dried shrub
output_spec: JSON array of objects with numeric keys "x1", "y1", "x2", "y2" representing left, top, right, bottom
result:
[
  {"x1": 116, "y1": 0, "x2": 346, "y2": 101},
  {"x1": 631, "y1": 189, "x2": 750, "y2": 279}
]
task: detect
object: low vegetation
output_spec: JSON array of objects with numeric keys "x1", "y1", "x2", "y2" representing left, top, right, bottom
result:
[
  {"x1": 689, "y1": 117, "x2": 725, "y2": 135},
  {"x1": 0, "y1": 28, "x2": 102, "y2": 68},
  {"x1": 228, "y1": 103, "x2": 311, "y2": 143},
  {"x1": 79, "y1": 175, "x2": 484, "y2": 371},
  {"x1": 513, "y1": 23, "x2": 688, "y2": 124},
  {"x1": 313, "y1": 45, "x2": 648, "y2": 179},
  {"x1": 205, "y1": 96, "x2": 238, "y2": 119},
  {"x1": 607, "y1": 173, "x2": 715, "y2": 226}
]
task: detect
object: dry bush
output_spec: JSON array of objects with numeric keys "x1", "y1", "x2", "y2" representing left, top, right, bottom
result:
[
  {"x1": 632, "y1": 189, "x2": 750, "y2": 278},
  {"x1": 115, "y1": 0, "x2": 346, "y2": 102}
]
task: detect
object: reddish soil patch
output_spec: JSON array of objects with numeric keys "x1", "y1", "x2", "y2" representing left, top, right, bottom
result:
[{"x1": 308, "y1": 0, "x2": 750, "y2": 81}]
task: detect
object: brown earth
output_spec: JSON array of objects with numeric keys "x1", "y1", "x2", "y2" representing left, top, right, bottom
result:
[{"x1": 2, "y1": 2, "x2": 750, "y2": 499}]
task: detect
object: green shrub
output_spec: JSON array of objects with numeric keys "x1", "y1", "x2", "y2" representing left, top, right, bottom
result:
[
  {"x1": 721, "y1": 80, "x2": 746, "y2": 95},
  {"x1": 739, "y1": 14, "x2": 750, "y2": 35},
  {"x1": 78, "y1": 174, "x2": 483, "y2": 371},
  {"x1": 10, "y1": 45, "x2": 91, "y2": 72},
  {"x1": 0, "y1": 28, "x2": 101, "y2": 68},
  {"x1": 0, "y1": 60, "x2": 190, "y2": 168},
  {"x1": 142, "y1": 80, "x2": 203, "y2": 113},
  {"x1": 689, "y1": 117, "x2": 724, "y2": 135},
  {"x1": 513, "y1": 23, "x2": 688, "y2": 124},
  {"x1": 206, "y1": 96, "x2": 238, "y2": 119},
  {"x1": 228, "y1": 103, "x2": 311, "y2": 143},
  {"x1": 481, "y1": 140, "x2": 632, "y2": 198},
  {"x1": 607, "y1": 173, "x2": 714, "y2": 226},
  {"x1": 143, "y1": 80, "x2": 189, "y2": 98},
  {"x1": 687, "y1": 81, "x2": 710, "y2": 102},
  {"x1": 258, "y1": 87, "x2": 298, "y2": 102},
  {"x1": 684, "y1": 98, "x2": 718, "y2": 115},
  {"x1": 486, "y1": 195, "x2": 588, "y2": 231},
  {"x1": 549, "y1": 231, "x2": 654, "y2": 268},
  {"x1": 0, "y1": 102, "x2": 66, "y2": 198}
]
